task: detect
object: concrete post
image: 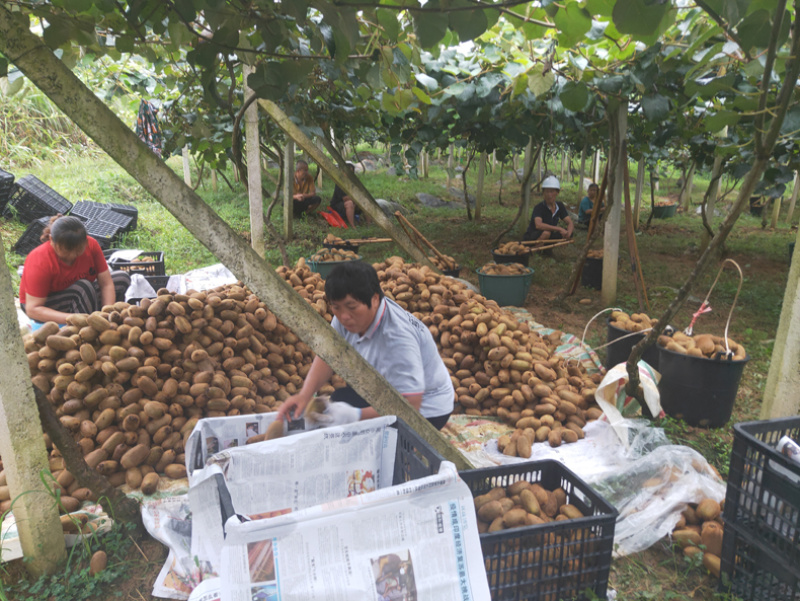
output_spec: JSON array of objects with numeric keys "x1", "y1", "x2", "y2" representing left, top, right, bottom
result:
[
  {"x1": 447, "y1": 144, "x2": 454, "y2": 190},
  {"x1": 283, "y1": 141, "x2": 294, "y2": 240},
  {"x1": 522, "y1": 137, "x2": 534, "y2": 221},
  {"x1": 633, "y1": 157, "x2": 645, "y2": 230},
  {"x1": 475, "y1": 152, "x2": 486, "y2": 222},
  {"x1": 0, "y1": 242, "x2": 66, "y2": 576},
  {"x1": 761, "y1": 225, "x2": 800, "y2": 418},
  {"x1": 578, "y1": 147, "x2": 587, "y2": 198},
  {"x1": 243, "y1": 64, "x2": 264, "y2": 258},
  {"x1": 602, "y1": 102, "x2": 626, "y2": 307},
  {"x1": 182, "y1": 146, "x2": 192, "y2": 186},
  {"x1": 211, "y1": 169, "x2": 218, "y2": 192},
  {"x1": 786, "y1": 171, "x2": 799, "y2": 223},
  {"x1": 771, "y1": 195, "x2": 782, "y2": 229}
]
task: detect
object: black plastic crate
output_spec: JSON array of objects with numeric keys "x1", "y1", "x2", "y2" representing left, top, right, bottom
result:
[
  {"x1": 723, "y1": 417, "x2": 800, "y2": 567},
  {"x1": 71, "y1": 201, "x2": 135, "y2": 232},
  {"x1": 107, "y1": 202, "x2": 138, "y2": 229},
  {"x1": 0, "y1": 168, "x2": 14, "y2": 214},
  {"x1": 720, "y1": 521, "x2": 799, "y2": 600},
  {"x1": 3, "y1": 175, "x2": 72, "y2": 223},
  {"x1": 127, "y1": 275, "x2": 172, "y2": 304},
  {"x1": 460, "y1": 460, "x2": 617, "y2": 601},
  {"x1": 108, "y1": 251, "x2": 165, "y2": 276},
  {"x1": 392, "y1": 418, "x2": 444, "y2": 485},
  {"x1": 11, "y1": 216, "x2": 50, "y2": 256},
  {"x1": 83, "y1": 219, "x2": 120, "y2": 250}
]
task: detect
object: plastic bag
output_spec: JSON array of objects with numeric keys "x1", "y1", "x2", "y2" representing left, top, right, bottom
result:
[{"x1": 595, "y1": 360, "x2": 663, "y2": 446}]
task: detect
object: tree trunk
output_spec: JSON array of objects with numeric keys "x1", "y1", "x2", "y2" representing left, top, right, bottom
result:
[
  {"x1": 786, "y1": 171, "x2": 800, "y2": 223},
  {"x1": 211, "y1": 169, "x2": 218, "y2": 192},
  {"x1": 243, "y1": 64, "x2": 265, "y2": 258},
  {"x1": 0, "y1": 9, "x2": 472, "y2": 470},
  {"x1": 701, "y1": 155, "x2": 725, "y2": 252},
  {"x1": 633, "y1": 157, "x2": 645, "y2": 231},
  {"x1": 475, "y1": 152, "x2": 486, "y2": 222},
  {"x1": 0, "y1": 241, "x2": 66, "y2": 577},
  {"x1": 602, "y1": 101, "x2": 627, "y2": 307}
]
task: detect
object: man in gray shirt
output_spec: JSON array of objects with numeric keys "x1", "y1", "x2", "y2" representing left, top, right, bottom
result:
[{"x1": 278, "y1": 262, "x2": 454, "y2": 429}]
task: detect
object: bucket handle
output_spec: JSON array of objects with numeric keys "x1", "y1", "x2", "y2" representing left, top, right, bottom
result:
[
  {"x1": 579, "y1": 307, "x2": 654, "y2": 354},
  {"x1": 683, "y1": 259, "x2": 743, "y2": 358}
]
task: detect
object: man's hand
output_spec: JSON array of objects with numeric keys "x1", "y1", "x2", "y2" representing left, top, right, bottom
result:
[
  {"x1": 277, "y1": 394, "x2": 312, "y2": 421},
  {"x1": 306, "y1": 401, "x2": 362, "y2": 428},
  {"x1": 293, "y1": 193, "x2": 304, "y2": 201}
]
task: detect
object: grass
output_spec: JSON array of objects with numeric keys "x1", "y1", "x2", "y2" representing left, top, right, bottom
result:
[{"x1": 2, "y1": 146, "x2": 796, "y2": 600}]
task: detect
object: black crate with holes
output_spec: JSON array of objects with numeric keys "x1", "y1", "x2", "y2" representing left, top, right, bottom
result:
[
  {"x1": 0, "y1": 168, "x2": 14, "y2": 214},
  {"x1": 83, "y1": 219, "x2": 120, "y2": 250},
  {"x1": 2, "y1": 175, "x2": 72, "y2": 223},
  {"x1": 71, "y1": 201, "x2": 135, "y2": 233},
  {"x1": 721, "y1": 417, "x2": 800, "y2": 598},
  {"x1": 107, "y1": 251, "x2": 165, "y2": 276},
  {"x1": 460, "y1": 461, "x2": 617, "y2": 601},
  {"x1": 12, "y1": 216, "x2": 50, "y2": 256},
  {"x1": 106, "y1": 202, "x2": 138, "y2": 230}
]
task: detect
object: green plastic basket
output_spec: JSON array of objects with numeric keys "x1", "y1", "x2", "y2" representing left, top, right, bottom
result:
[
  {"x1": 652, "y1": 204, "x2": 677, "y2": 218},
  {"x1": 307, "y1": 255, "x2": 361, "y2": 279},
  {"x1": 477, "y1": 266, "x2": 534, "y2": 307}
]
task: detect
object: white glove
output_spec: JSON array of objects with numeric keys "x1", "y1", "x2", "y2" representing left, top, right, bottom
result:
[{"x1": 306, "y1": 401, "x2": 362, "y2": 428}]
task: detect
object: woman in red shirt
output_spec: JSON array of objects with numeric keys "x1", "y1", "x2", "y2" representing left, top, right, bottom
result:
[{"x1": 19, "y1": 215, "x2": 131, "y2": 324}]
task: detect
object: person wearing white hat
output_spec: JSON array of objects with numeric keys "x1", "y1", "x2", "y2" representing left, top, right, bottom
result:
[{"x1": 524, "y1": 175, "x2": 574, "y2": 243}]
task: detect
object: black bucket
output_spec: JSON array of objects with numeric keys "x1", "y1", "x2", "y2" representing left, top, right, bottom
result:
[
  {"x1": 442, "y1": 266, "x2": 461, "y2": 278},
  {"x1": 605, "y1": 320, "x2": 660, "y2": 370},
  {"x1": 657, "y1": 347, "x2": 749, "y2": 428},
  {"x1": 492, "y1": 251, "x2": 530, "y2": 266},
  {"x1": 581, "y1": 257, "x2": 602, "y2": 290}
]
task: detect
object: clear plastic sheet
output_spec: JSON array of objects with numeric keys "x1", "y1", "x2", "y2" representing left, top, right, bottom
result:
[{"x1": 482, "y1": 419, "x2": 726, "y2": 556}]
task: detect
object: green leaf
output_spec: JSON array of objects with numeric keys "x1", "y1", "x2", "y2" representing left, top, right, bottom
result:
[
  {"x1": 63, "y1": 0, "x2": 93, "y2": 12},
  {"x1": 114, "y1": 34, "x2": 135, "y2": 54},
  {"x1": 376, "y1": 8, "x2": 400, "y2": 41},
  {"x1": 412, "y1": 87, "x2": 432, "y2": 104},
  {"x1": 596, "y1": 75, "x2": 624, "y2": 93},
  {"x1": 612, "y1": 0, "x2": 670, "y2": 37},
  {"x1": 43, "y1": 18, "x2": 73, "y2": 49},
  {"x1": 554, "y1": 4, "x2": 592, "y2": 47},
  {"x1": 586, "y1": 0, "x2": 615, "y2": 17},
  {"x1": 414, "y1": 6, "x2": 449, "y2": 48},
  {"x1": 560, "y1": 81, "x2": 589, "y2": 111},
  {"x1": 449, "y1": 8, "x2": 489, "y2": 42},
  {"x1": 0, "y1": 58, "x2": 7, "y2": 78},
  {"x1": 704, "y1": 110, "x2": 740, "y2": 133},
  {"x1": 641, "y1": 93, "x2": 670, "y2": 121},
  {"x1": 737, "y1": 10, "x2": 771, "y2": 51},
  {"x1": 415, "y1": 73, "x2": 439, "y2": 91},
  {"x1": 527, "y1": 67, "x2": 555, "y2": 97},
  {"x1": 172, "y1": 0, "x2": 196, "y2": 22}
]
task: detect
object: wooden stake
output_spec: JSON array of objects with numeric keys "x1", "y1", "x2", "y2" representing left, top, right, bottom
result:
[{"x1": 394, "y1": 212, "x2": 454, "y2": 268}]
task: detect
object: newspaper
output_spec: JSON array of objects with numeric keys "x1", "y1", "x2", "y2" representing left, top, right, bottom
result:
[
  {"x1": 220, "y1": 461, "x2": 490, "y2": 601},
  {"x1": 188, "y1": 416, "x2": 399, "y2": 584},
  {"x1": 142, "y1": 495, "x2": 199, "y2": 599}
]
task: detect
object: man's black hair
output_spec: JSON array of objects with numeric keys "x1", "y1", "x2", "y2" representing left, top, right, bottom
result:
[
  {"x1": 296, "y1": 159, "x2": 308, "y2": 169},
  {"x1": 588, "y1": 182, "x2": 599, "y2": 191},
  {"x1": 325, "y1": 261, "x2": 384, "y2": 306}
]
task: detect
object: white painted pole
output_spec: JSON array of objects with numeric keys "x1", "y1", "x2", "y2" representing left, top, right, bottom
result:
[
  {"x1": 786, "y1": 171, "x2": 799, "y2": 223},
  {"x1": 182, "y1": 146, "x2": 192, "y2": 186},
  {"x1": 476, "y1": 152, "x2": 486, "y2": 222},
  {"x1": 602, "y1": 102, "x2": 627, "y2": 307},
  {"x1": 0, "y1": 242, "x2": 66, "y2": 576},
  {"x1": 761, "y1": 224, "x2": 800, "y2": 418},
  {"x1": 283, "y1": 141, "x2": 294, "y2": 240},
  {"x1": 633, "y1": 157, "x2": 645, "y2": 230},
  {"x1": 243, "y1": 65, "x2": 264, "y2": 258},
  {"x1": 522, "y1": 137, "x2": 534, "y2": 222}
]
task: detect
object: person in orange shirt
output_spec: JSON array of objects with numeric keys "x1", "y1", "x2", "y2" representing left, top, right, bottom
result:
[{"x1": 292, "y1": 160, "x2": 322, "y2": 217}]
